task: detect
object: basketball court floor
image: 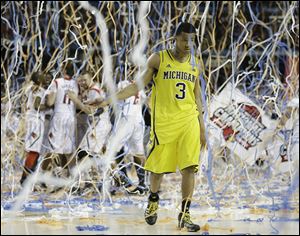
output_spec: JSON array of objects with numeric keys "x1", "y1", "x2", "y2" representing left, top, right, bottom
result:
[{"x1": 1, "y1": 171, "x2": 299, "y2": 235}]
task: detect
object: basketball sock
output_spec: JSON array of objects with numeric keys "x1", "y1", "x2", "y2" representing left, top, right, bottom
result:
[
  {"x1": 119, "y1": 163, "x2": 128, "y2": 177},
  {"x1": 135, "y1": 165, "x2": 145, "y2": 186},
  {"x1": 116, "y1": 148, "x2": 127, "y2": 171},
  {"x1": 149, "y1": 191, "x2": 159, "y2": 202},
  {"x1": 181, "y1": 199, "x2": 191, "y2": 213},
  {"x1": 133, "y1": 156, "x2": 145, "y2": 186},
  {"x1": 115, "y1": 154, "x2": 128, "y2": 179}
]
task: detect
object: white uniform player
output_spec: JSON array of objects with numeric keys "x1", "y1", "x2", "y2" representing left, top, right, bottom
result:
[
  {"x1": 25, "y1": 85, "x2": 47, "y2": 153},
  {"x1": 80, "y1": 83, "x2": 112, "y2": 155},
  {"x1": 40, "y1": 73, "x2": 54, "y2": 156},
  {"x1": 110, "y1": 79, "x2": 146, "y2": 157},
  {"x1": 20, "y1": 72, "x2": 49, "y2": 185},
  {"x1": 47, "y1": 77, "x2": 79, "y2": 154},
  {"x1": 106, "y1": 79, "x2": 149, "y2": 194}
]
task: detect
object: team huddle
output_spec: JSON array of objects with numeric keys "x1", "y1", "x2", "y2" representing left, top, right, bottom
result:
[{"x1": 21, "y1": 66, "x2": 149, "y2": 195}]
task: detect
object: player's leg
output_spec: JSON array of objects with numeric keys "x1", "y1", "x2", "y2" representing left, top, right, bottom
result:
[
  {"x1": 114, "y1": 147, "x2": 132, "y2": 187},
  {"x1": 20, "y1": 151, "x2": 39, "y2": 185},
  {"x1": 133, "y1": 155, "x2": 146, "y2": 187},
  {"x1": 178, "y1": 166, "x2": 200, "y2": 232},
  {"x1": 55, "y1": 113, "x2": 77, "y2": 179},
  {"x1": 21, "y1": 116, "x2": 44, "y2": 185},
  {"x1": 124, "y1": 154, "x2": 149, "y2": 195},
  {"x1": 45, "y1": 114, "x2": 75, "y2": 193},
  {"x1": 109, "y1": 117, "x2": 134, "y2": 189},
  {"x1": 144, "y1": 140, "x2": 176, "y2": 225},
  {"x1": 178, "y1": 118, "x2": 201, "y2": 232},
  {"x1": 131, "y1": 121, "x2": 148, "y2": 191},
  {"x1": 144, "y1": 172, "x2": 163, "y2": 225},
  {"x1": 41, "y1": 153, "x2": 53, "y2": 171}
]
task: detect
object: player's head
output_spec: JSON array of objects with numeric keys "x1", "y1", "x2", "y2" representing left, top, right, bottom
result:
[
  {"x1": 78, "y1": 72, "x2": 93, "y2": 90},
  {"x1": 44, "y1": 72, "x2": 53, "y2": 88},
  {"x1": 64, "y1": 63, "x2": 74, "y2": 78},
  {"x1": 174, "y1": 22, "x2": 196, "y2": 54},
  {"x1": 31, "y1": 72, "x2": 45, "y2": 86}
]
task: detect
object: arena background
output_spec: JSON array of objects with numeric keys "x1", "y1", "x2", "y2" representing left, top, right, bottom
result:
[{"x1": 1, "y1": 1, "x2": 299, "y2": 235}]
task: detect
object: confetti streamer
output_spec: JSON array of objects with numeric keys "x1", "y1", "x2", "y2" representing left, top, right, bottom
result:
[{"x1": 1, "y1": 2, "x2": 298, "y2": 229}]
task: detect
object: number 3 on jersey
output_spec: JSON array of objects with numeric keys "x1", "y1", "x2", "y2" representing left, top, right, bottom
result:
[{"x1": 175, "y1": 82, "x2": 186, "y2": 99}]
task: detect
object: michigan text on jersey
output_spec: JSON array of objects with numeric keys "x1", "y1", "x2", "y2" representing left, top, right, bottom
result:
[{"x1": 163, "y1": 71, "x2": 196, "y2": 83}]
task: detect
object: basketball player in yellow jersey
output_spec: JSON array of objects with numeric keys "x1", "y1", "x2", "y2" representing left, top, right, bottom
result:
[{"x1": 93, "y1": 22, "x2": 206, "y2": 232}]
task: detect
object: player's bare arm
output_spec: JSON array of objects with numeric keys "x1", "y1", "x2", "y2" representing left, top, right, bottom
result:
[
  {"x1": 46, "y1": 92, "x2": 56, "y2": 107},
  {"x1": 95, "y1": 53, "x2": 160, "y2": 108},
  {"x1": 34, "y1": 96, "x2": 48, "y2": 111},
  {"x1": 67, "y1": 90, "x2": 95, "y2": 115}
]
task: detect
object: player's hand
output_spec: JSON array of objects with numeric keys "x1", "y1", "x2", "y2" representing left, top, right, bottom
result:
[
  {"x1": 98, "y1": 100, "x2": 109, "y2": 108},
  {"x1": 84, "y1": 98, "x2": 102, "y2": 105},
  {"x1": 67, "y1": 90, "x2": 77, "y2": 100},
  {"x1": 83, "y1": 105, "x2": 96, "y2": 115},
  {"x1": 88, "y1": 99, "x2": 108, "y2": 108}
]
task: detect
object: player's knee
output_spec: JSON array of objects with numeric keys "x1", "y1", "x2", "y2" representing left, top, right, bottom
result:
[
  {"x1": 181, "y1": 166, "x2": 196, "y2": 175},
  {"x1": 133, "y1": 155, "x2": 145, "y2": 164}
]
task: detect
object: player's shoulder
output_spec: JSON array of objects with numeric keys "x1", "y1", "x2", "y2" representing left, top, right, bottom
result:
[
  {"x1": 158, "y1": 48, "x2": 168, "y2": 54},
  {"x1": 55, "y1": 77, "x2": 64, "y2": 82},
  {"x1": 52, "y1": 77, "x2": 62, "y2": 86},
  {"x1": 147, "y1": 52, "x2": 161, "y2": 70},
  {"x1": 68, "y1": 77, "x2": 79, "y2": 87},
  {"x1": 90, "y1": 83, "x2": 101, "y2": 93},
  {"x1": 92, "y1": 82, "x2": 101, "y2": 89},
  {"x1": 151, "y1": 50, "x2": 165, "y2": 58},
  {"x1": 148, "y1": 48, "x2": 172, "y2": 65}
]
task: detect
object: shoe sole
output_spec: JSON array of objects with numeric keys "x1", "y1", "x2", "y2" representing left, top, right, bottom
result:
[
  {"x1": 145, "y1": 214, "x2": 157, "y2": 225},
  {"x1": 178, "y1": 219, "x2": 200, "y2": 232},
  {"x1": 178, "y1": 224, "x2": 200, "y2": 232}
]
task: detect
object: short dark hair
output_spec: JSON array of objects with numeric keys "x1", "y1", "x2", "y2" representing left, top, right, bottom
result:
[
  {"x1": 175, "y1": 22, "x2": 196, "y2": 36},
  {"x1": 65, "y1": 63, "x2": 74, "y2": 77},
  {"x1": 31, "y1": 72, "x2": 41, "y2": 85}
]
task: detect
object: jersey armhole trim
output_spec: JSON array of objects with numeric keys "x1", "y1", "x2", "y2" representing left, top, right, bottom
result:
[
  {"x1": 166, "y1": 49, "x2": 174, "y2": 61},
  {"x1": 154, "y1": 52, "x2": 163, "y2": 84},
  {"x1": 90, "y1": 87, "x2": 100, "y2": 94}
]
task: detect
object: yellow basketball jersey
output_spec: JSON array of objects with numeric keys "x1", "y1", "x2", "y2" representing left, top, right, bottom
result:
[{"x1": 150, "y1": 49, "x2": 200, "y2": 145}]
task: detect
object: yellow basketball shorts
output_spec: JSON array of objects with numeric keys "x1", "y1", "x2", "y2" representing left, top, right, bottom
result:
[{"x1": 145, "y1": 118, "x2": 201, "y2": 174}]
